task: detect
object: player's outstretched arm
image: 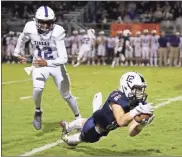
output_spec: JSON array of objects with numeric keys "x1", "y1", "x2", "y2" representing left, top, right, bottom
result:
[
  {"x1": 111, "y1": 103, "x2": 133, "y2": 127},
  {"x1": 128, "y1": 120, "x2": 143, "y2": 137},
  {"x1": 112, "y1": 103, "x2": 154, "y2": 127},
  {"x1": 13, "y1": 23, "x2": 30, "y2": 63}
]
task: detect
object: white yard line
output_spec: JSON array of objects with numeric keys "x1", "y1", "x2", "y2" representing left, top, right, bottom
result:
[
  {"x1": 154, "y1": 96, "x2": 182, "y2": 109},
  {"x1": 19, "y1": 95, "x2": 182, "y2": 156},
  {"x1": 20, "y1": 96, "x2": 33, "y2": 100},
  {"x1": 2, "y1": 79, "x2": 31, "y2": 85},
  {"x1": 19, "y1": 96, "x2": 79, "y2": 100},
  {"x1": 19, "y1": 140, "x2": 63, "y2": 156}
]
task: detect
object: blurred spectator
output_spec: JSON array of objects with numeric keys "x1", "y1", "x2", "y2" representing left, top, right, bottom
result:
[
  {"x1": 158, "y1": 31, "x2": 169, "y2": 66},
  {"x1": 168, "y1": 31, "x2": 180, "y2": 66}
]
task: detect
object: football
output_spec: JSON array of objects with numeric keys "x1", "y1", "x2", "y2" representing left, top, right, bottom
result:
[{"x1": 134, "y1": 114, "x2": 152, "y2": 123}]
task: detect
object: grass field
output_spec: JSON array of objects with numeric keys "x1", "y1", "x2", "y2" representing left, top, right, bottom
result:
[{"x1": 2, "y1": 64, "x2": 182, "y2": 156}]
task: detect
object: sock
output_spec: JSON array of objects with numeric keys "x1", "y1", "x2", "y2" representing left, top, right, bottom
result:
[
  {"x1": 68, "y1": 118, "x2": 85, "y2": 133},
  {"x1": 150, "y1": 58, "x2": 153, "y2": 66},
  {"x1": 64, "y1": 94, "x2": 80, "y2": 118},
  {"x1": 36, "y1": 107, "x2": 41, "y2": 112},
  {"x1": 154, "y1": 57, "x2": 157, "y2": 66},
  {"x1": 33, "y1": 87, "x2": 43, "y2": 111},
  {"x1": 111, "y1": 60, "x2": 116, "y2": 67}
]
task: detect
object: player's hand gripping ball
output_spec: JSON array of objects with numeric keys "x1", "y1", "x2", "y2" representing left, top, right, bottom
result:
[{"x1": 134, "y1": 114, "x2": 152, "y2": 123}]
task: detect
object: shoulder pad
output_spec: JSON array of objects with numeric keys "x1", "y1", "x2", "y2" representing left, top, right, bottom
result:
[
  {"x1": 23, "y1": 21, "x2": 37, "y2": 34},
  {"x1": 52, "y1": 24, "x2": 65, "y2": 40}
]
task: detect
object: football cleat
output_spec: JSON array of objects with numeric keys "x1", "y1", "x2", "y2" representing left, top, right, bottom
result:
[
  {"x1": 60, "y1": 120, "x2": 69, "y2": 135},
  {"x1": 33, "y1": 111, "x2": 42, "y2": 130}
]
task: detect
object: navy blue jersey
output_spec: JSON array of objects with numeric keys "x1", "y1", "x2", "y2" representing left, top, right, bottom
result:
[{"x1": 93, "y1": 90, "x2": 144, "y2": 131}]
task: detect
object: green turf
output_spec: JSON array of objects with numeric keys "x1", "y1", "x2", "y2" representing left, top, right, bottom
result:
[{"x1": 2, "y1": 64, "x2": 182, "y2": 156}]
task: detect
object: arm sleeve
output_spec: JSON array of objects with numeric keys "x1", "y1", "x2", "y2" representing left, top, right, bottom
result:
[
  {"x1": 14, "y1": 23, "x2": 30, "y2": 57},
  {"x1": 46, "y1": 32, "x2": 68, "y2": 67}
]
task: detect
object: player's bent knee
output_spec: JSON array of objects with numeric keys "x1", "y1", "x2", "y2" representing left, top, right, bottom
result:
[
  {"x1": 34, "y1": 87, "x2": 43, "y2": 93},
  {"x1": 33, "y1": 81, "x2": 45, "y2": 89}
]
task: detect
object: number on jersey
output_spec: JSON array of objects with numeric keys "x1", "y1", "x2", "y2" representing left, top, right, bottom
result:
[
  {"x1": 81, "y1": 37, "x2": 90, "y2": 44},
  {"x1": 36, "y1": 46, "x2": 53, "y2": 59}
]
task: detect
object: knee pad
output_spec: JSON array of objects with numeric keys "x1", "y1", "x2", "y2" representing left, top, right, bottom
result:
[{"x1": 34, "y1": 87, "x2": 43, "y2": 93}]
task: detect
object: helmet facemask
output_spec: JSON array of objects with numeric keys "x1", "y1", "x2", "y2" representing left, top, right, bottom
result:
[
  {"x1": 35, "y1": 18, "x2": 55, "y2": 34},
  {"x1": 130, "y1": 85, "x2": 147, "y2": 101}
]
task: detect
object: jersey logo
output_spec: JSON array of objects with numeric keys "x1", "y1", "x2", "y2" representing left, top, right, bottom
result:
[{"x1": 114, "y1": 94, "x2": 121, "y2": 101}]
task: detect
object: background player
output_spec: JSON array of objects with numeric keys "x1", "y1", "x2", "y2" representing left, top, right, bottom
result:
[
  {"x1": 133, "y1": 31, "x2": 142, "y2": 66},
  {"x1": 13, "y1": 6, "x2": 81, "y2": 130},
  {"x1": 111, "y1": 31, "x2": 124, "y2": 67},
  {"x1": 70, "y1": 30, "x2": 79, "y2": 65},
  {"x1": 150, "y1": 30, "x2": 159, "y2": 67},
  {"x1": 74, "y1": 29, "x2": 96, "y2": 67},
  {"x1": 87, "y1": 29, "x2": 96, "y2": 65},
  {"x1": 123, "y1": 29, "x2": 133, "y2": 66},
  {"x1": 6, "y1": 31, "x2": 17, "y2": 64},
  {"x1": 141, "y1": 29, "x2": 150, "y2": 66},
  {"x1": 96, "y1": 31, "x2": 107, "y2": 65}
]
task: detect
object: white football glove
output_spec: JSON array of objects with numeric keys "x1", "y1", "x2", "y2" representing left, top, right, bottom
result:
[
  {"x1": 130, "y1": 102, "x2": 154, "y2": 117},
  {"x1": 135, "y1": 102, "x2": 154, "y2": 115}
]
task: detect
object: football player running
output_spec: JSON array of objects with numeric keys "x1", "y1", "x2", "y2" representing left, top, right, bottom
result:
[
  {"x1": 60, "y1": 72, "x2": 155, "y2": 146},
  {"x1": 13, "y1": 6, "x2": 81, "y2": 130},
  {"x1": 73, "y1": 29, "x2": 96, "y2": 67}
]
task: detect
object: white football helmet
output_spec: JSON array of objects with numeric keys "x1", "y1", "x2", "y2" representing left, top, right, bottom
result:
[
  {"x1": 151, "y1": 30, "x2": 157, "y2": 34},
  {"x1": 136, "y1": 31, "x2": 141, "y2": 36},
  {"x1": 99, "y1": 31, "x2": 105, "y2": 35},
  {"x1": 72, "y1": 30, "x2": 78, "y2": 35},
  {"x1": 119, "y1": 72, "x2": 147, "y2": 101},
  {"x1": 9, "y1": 31, "x2": 14, "y2": 37},
  {"x1": 34, "y1": 6, "x2": 56, "y2": 34},
  {"x1": 143, "y1": 29, "x2": 149, "y2": 34},
  {"x1": 123, "y1": 29, "x2": 131, "y2": 37},
  {"x1": 87, "y1": 29, "x2": 96, "y2": 39},
  {"x1": 79, "y1": 29, "x2": 86, "y2": 34}
]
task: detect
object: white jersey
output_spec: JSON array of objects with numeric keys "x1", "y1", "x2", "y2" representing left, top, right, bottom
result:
[
  {"x1": 180, "y1": 37, "x2": 182, "y2": 50},
  {"x1": 80, "y1": 34, "x2": 93, "y2": 50},
  {"x1": 130, "y1": 37, "x2": 135, "y2": 47},
  {"x1": 107, "y1": 37, "x2": 115, "y2": 48},
  {"x1": 133, "y1": 37, "x2": 141, "y2": 49},
  {"x1": 180, "y1": 37, "x2": 182, "y2": 57},
  {"x1": 6, "y1": 36, "x2": 17, "y2": 46},
  {"x1": 97, "y1": 36, "x2": 107, "y2": 47},
  {"x1": 150, "y1": 35, "x2": 159, "y2": 50},
  {"x1": 141, "y1": 35, "x2": 150, "y2": 48},
  {"x1": 70, "y1": 35, "x2": 79, "y2": 47},
  {"x1": 14, "y1": 21, "x2": 67, "y2": 67},
  {"x1": 64, "y1": 36, "x2": 71, "y2": 48}
]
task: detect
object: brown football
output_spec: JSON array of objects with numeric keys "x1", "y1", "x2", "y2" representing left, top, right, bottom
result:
[{"x1": 134, "y1": 114, "x2": 151, "y2": 123}]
